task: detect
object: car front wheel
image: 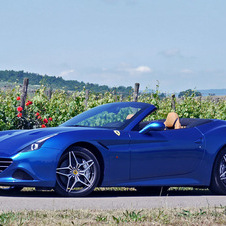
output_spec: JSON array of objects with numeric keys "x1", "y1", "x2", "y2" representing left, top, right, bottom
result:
[
  {"x1": 210, "y1": 148, "x2": 226, "y2": 195},
  {"x1": 55, "y1": 146, "x2": 100, "y2": 197}
]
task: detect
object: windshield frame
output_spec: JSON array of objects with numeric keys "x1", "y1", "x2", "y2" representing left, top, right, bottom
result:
[{"x1": 60, "y1": 102, "x2": 155, "y2": 130}]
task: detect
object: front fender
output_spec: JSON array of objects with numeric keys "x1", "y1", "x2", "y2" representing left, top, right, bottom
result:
[{"x1": 197, "y1": 121, "x2": 226, "y2": 186}]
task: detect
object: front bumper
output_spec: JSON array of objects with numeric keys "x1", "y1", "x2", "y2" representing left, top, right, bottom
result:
[{"x1": 0, "y1": 147, "x2": 62, "y2": 187}]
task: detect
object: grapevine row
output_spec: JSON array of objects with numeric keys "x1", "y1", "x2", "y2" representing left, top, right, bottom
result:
[{"x1": 0, "y1": 84, "x2": 225, "y2": 131}]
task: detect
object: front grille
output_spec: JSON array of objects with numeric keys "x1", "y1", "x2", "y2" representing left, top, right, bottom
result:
[{"x1": 0, "y1": 158, "x2": 13, "y2": 173}]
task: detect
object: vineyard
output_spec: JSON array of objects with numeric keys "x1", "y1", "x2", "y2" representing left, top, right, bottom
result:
[{"x1": 0, "y1": 84, "x2": 225, "y2": 131}]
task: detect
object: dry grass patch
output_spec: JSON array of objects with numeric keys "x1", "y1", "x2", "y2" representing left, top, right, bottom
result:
[{"x1": 0, "y1": 207, "x2": 226, "y2": 225}]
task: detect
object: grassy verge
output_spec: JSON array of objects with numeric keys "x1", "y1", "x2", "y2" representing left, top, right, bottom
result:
[{"x1": 0, "y1": 207, "x2": 226, "y2": 225}]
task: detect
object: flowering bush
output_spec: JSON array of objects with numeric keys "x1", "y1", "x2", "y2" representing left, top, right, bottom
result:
[
  {"x1": 13, "y1": 87, "x2": 54, "y2": 129},
  {"x1": 0, "y1": 84, "x2": 224, "y2": 131}
]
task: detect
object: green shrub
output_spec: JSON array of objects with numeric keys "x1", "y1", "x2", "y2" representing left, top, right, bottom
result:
[{"x1": 0, "y1": 85, "x2": 224, "y2": 130}]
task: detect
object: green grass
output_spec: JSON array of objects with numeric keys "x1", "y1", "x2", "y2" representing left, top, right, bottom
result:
[
  {"x1": 0, "y1": 187, "x2": 218, "y2": 225},
  {"x1": 0, "y1": 207, "x2": 226, "y2": 225}
]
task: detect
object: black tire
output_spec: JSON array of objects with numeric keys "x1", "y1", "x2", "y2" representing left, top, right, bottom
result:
[
  {"x1": 135, "y1": 186, "x2": 169, "y2": 195},
  {"x1": 55, "y1": 146, "x2": 100, "y2": 197},
  {"x1": 210, "y1": 148, "x2": 226, "y2": 195}
]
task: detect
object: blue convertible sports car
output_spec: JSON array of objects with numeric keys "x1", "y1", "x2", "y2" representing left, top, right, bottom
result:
[{"x1": 0, "y1": 102, "x2": 226, "y2": 196}]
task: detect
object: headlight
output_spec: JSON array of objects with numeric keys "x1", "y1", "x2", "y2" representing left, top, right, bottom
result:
[{"x1": 21, "y1": 134, "x2": 58, "y2": 153}]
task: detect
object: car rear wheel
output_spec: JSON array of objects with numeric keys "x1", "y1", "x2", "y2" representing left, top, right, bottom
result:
[
  {"x1": 55, "y1": 146, "x2": 100, "y2": 197},
  {"x1": 210, "y1": 148, "x2": 226, "y2": 195}
]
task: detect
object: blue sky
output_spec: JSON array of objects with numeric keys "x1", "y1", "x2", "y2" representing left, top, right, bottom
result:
[{"x1": 0, "y1": 0, "x2": 225, "y2": 92}]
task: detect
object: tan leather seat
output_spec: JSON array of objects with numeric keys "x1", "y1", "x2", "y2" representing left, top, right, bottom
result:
[
  {"x1": 164, "y1": 112, "x2": 181, "y2": 129},
  {"x1": 126, "y1": 114, "x2": 134, "y2": 120}
]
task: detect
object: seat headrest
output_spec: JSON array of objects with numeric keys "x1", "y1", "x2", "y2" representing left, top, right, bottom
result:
[
  {"x1": 126, "y1": 114, "x2": 134, "y2": 120},
  {"x1": 164, "y1": 112, "x2": 181, "y2": 129}
]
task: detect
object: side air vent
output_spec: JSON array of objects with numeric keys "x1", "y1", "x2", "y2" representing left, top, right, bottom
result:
[
  {"x1": 12, "y1": 169, "x2": 33, "y2": 180},
  {"x1": 0, "y1": 158, "x2": 13, "y2": 173}
]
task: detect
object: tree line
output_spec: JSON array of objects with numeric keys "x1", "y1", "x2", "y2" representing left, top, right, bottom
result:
[{"x1": 0, "y1": 70, "x2": 133, "y2": 95}]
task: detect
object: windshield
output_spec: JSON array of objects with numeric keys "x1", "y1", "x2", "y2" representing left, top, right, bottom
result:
[{"x1": 60, "y1": 102, "x2": 150, "y2": 130}]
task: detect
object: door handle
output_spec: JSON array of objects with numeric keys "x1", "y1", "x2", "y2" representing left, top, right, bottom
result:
[{"x1": 195, "y1": 138, "x2": 203, "y2": 144}]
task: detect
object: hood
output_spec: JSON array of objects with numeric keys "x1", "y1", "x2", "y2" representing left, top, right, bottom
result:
[{"x1": 0, "y1": 126, "x2": 99, "y2": 157}]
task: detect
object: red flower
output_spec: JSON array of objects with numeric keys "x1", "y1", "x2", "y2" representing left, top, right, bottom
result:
[
  {"x1": 43, "y1": 118, "x2": 48, "y2": 124},
  {"x1": 25, "y1": 101, "x2": 33, "y2": 106},
  {"x1": 36, "y1": 112, "x2": 40, "y2": 116},
  {"x1": 41, "y1": 124, "x2": 46, "y2": 128},
  {"x1": 17, "y1": 113, "x2": 22, "y2": 117},
  {"x1": 38, "y1": 116, "x2": 42, "y2": 120},
  {"x1": 16, "y1": 96, "x2": 21, "y2": 101},
  {"x1": 17, "y1": 106, "x2": 23, "y2": 112},
  {"x1": 48, "y1": 117, "x2": 52, "y2": 121}
]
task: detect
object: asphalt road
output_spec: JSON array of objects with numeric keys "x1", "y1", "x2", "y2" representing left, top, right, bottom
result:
[{"x1": 1, "y1": 189, "x2": 226, "y2": 211}]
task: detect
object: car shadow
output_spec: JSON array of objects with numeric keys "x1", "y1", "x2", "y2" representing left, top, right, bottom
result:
[{"x1": 0, "y1": 187, "x2": 214, "y2": 198}]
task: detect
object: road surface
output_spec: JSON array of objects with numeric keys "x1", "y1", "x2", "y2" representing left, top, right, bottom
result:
[{"x1": 0, "y1": 189, "x2": 226, "y2": 211}]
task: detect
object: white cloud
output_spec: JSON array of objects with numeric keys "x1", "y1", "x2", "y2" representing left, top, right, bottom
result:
[
  {"x1": 180, "y1": 69, "x2": 193, "y2": 74},
  {"x1": 119, "y1": 64, "x2": 153, "y2": 75},
  {"x1": 161, "y1": 48, "x2": 181, "y2": 57},
  {"x1": 101, "y1": 67, "x2": 108, "y2": 72},
  {"x1": 103, "y1": 0, "x2": 138, "y2": 4},
  {"x1": 134, "y1": 66, "x2": 152, "y2": 73},
  {"x1": 58, "y1": 69, "x2": 74, "y2": 79}
]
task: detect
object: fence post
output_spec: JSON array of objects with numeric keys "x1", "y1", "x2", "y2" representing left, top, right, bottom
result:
[
  {"x1": 112, "y1": 90, "x2": 118, "y2": 102},
  {"x1": 20, "y1": 78, "x2": 29, "y2": 110},
  {"x1": 133, "y1": 83, "x2": 140, "y2": 102},
  {"x1": 47, "y1": 87, "x2": 52, "y2": 99},
  {"x1": 199, "y1": 96, "x2": 202, "y2": 107},
  {"x1": 171, "y1": 94, "x2": 176, "y2": 111},
  {"x1": 85, "y1": 89, "x2": 89, "y2": 108},
  {"x1": 120, "y1": 94, "x2": 123, "y2": 102}
]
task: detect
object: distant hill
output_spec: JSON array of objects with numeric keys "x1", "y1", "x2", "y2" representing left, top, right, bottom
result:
[
  {"x1": 0, "y1": 70, "x2": 133, "y2": 95},
  {"x1": 198, "y1": 89, "x2": 226, "y2": 96},
  {"x1": 175, "y1": 89, "x2": 226, "y2": 97},
  {"x1": 1, "y1": 70, "x2": 225, "y2": 97}
]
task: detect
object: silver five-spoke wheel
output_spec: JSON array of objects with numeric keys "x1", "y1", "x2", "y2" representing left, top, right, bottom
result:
[
  {"x1": 210, "y1": 148, "x2": 226, "y2": 195},
  {"x1": 55, "y1": 146, "x2": 100, "y2": 197}
]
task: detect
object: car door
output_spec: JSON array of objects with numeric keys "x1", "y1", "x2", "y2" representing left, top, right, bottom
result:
[
  {"x1": 129, "y1": 127, "x2": 205, "y2": 180},
  {"x1": 98, "y1": 130, "x2": 131, "y2": 183}
]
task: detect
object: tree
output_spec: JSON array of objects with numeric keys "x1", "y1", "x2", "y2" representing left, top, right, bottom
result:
[
  {"x1": 0, "y1": 70, "x2": 133, "y2": 95},
  {"x1": 178, "y1": 89, "x2": 202, "y2": 98}
]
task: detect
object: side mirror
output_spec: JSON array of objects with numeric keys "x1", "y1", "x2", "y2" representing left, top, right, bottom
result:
[{"x1": 139, "y1": 122, "x2": 165, "y2": 134}]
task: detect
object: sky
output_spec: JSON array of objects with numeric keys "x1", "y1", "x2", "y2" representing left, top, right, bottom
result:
[{"x1": 0, "y1": 0, "x2": 226, "y2": 93}]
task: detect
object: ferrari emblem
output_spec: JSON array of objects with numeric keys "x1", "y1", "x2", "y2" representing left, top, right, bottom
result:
[{"x1": 114, "y1": 130, "x2": 120, "y2": 136}]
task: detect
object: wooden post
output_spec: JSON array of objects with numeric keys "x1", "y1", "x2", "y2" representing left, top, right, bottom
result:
[
  {"x1": 20, "y1": 78, "x2": 29, "y2": 110},
  {"x1": 99, "y1": 93, "x2": 103, "y2": 100},
  {"x1": 120, "y1": 94, "x2": 123, "y2": 102},
  {"x1": 133, "y1": 83, "x2": 140, "y2": 102},
  {"x1": 47, "y1": 87, "x2": 52, "y2": 99},
  {"x1": 85, "y1": 90, "x2": 89, "y2": 108},
  {"x1": 171, "y1": 94, "x2": 176, "y2": 111},
  {"x1": 112, "y1": 90, "x2": 117, "y2": 102},
  {"x1": 199, "y1": 96, "x2": 202, "y2": 107}
]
